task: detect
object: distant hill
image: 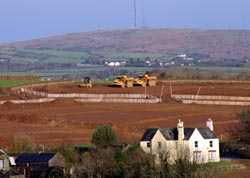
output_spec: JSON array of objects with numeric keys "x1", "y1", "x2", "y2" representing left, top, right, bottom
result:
[
  {"x1": 1, "y1": 28, "x2": 250, "y2": 60},
  {"x1": 1, "y1": 28, "x2": 250, "y2": 78}
]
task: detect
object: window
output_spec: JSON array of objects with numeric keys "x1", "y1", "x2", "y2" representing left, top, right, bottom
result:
[
  {"x1": 0, "y1": 159, "x2": 3, "y2": 170},
  {"x1": 208, "y1": 151, "x2": 216, "y2": 160},
  {"x1": 195, "y1": 141, "x2": 198, "y2": 148},
  {"x1": 209, "y1": 141, "x2": 213, "y2": 147},
  {"x1": 193, "y1": 151, "x2": 202, "y2": 162},
  {"x1": 158, "y1": 142, "x2": 162, "y2": 149},
  {"x1": 147, "y1": 142, "x2": 151, "y2": 148}
]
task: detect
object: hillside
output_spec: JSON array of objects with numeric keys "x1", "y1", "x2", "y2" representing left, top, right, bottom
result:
[
  {"x1": 1, "y1": 28, "x2": 250, "y2": 59},
  {"x1": 0, "y1": 28, "x2": 250, "y2": 77}
]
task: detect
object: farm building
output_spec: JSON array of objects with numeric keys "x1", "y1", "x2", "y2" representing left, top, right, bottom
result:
[
  {"x1": 0, "y1": 149, "x2": 10, "y2": 173},
  {"x1": 15, "y1": 152, "x2": 65, "y2": 178},
  {"x1": 140, "y1": 119, "x2": 220, "y2": 163}
]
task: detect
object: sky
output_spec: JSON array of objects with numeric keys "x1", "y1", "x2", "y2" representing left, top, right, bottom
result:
[{"x1": 0, "y1": 0, "x2": 250, "y2": 43}]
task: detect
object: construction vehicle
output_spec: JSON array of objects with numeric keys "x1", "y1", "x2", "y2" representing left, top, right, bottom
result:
[
  {"x1": 79, "y1": 77, "x2": 92, "y2": 88},
  {"x1": 112, "y1": 75, "x2": 134, "y2": 88},
  {"x1": 133, "y1": 74, "x2": 157, "y2": 87}
]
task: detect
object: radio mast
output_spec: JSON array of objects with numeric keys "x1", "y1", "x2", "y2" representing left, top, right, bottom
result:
[{"x1": 134, "y1": 0, "x2": 137, "y2": 28}]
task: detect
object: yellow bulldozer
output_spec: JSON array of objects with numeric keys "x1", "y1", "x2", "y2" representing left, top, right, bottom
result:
[
  {"x1": 112, "y1": 75, "x2": 134, "y2": 88},
  {"x1": 133, "y1": 74, "x2": 157, "y2": 87},
  {"x1": 79, "y1": 77, "x2": 92, "y2": 88}
]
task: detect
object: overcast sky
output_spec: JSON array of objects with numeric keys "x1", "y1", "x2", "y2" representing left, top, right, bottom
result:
[{"x1": 0, "y1": 0, "x2": 250, "y2": 43}]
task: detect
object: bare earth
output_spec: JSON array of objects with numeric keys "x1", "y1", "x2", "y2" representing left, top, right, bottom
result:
[
  {"x1": 1, "y1": 80, "x2": 249, "y2": 147},
  {"x1": 1, "y1": 80, "x2": 250, "y2": 177}
]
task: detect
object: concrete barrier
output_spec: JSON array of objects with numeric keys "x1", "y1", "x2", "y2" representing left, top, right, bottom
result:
[
  {"x1": 75, "y1": 98, "x2": 160, "y2": 104},
  {"x1": 0, "y1": 101, "x2": 7, "y2": 105},
  {"x1": 21, "y1": 88, "x2": 155, "y2": 99},
  {"x1": 173, "y1": 94, "x2": 250, "y2": 101},
  {"x1": 182, "y1": 100, "x2": 250, "y2": 106},
  {"x1": 0, "y1": 98, "x2": 55, "y2": 105},
  {"x1": 172, "y1": 94, "x2": 250, "y2": 106},
  {"x1": 20, "y1": 88, "x2": 160, "y2": 104}
]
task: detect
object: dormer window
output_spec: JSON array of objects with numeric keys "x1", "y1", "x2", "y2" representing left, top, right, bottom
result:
[
  {"x1": 209, "y1": 141, "x2": 213, "y2": 147},
  {"x1": 195, "y1": 141, "x2": 198, "y2": 148}
]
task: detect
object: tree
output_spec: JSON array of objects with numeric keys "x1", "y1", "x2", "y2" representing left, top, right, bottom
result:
[
  {"x1": 232, "y1": 109, "x2": 250, "y2": 143},
  {"x1": 92, "y1": 125, "x2": 117, "y2": 148}
]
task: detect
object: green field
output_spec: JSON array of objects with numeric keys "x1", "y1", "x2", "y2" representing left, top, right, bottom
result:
[
  {"x1": 0, "y1": 48, "x2": 174, "y2": 64},
  {"x1": 0, "y1": 49, "x2": 89, "y2": 64},
  {"x1": 96, "y1": 51, "x2": 173, "y2": 61},
  {"x1": 0, "y1": 79, "x2": 35, "y2": 89},
  {"x1": 0, "y1": 93, "x2": 7, "y2": 97},
  {"x1": 0, "y1": 67, "x2": 151, "y2": 79},
  {"x1": 190, "y1": 66, "x2": 250, "y2": 72}
]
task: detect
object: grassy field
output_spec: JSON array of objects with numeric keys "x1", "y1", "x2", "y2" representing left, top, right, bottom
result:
[
  {"x1": 0, "y1": 49, "x2": 89, "y2": 64},
  {"x1": 96, "y1": 51, "x2": 173, "y2": 61},
  {"x1": 0, "y1": 93, "x2": 7, "y2": 97},
  {"x1": 0, "y1": 49, "x2": 174, "y2": 64},
  {"x1": 0, "y1": 67, "x2": 152, "y2": 78},
  {"x1": 190, "y1": 66, "x2": 250, "y2": 72},
  {"x1": 0, "y1": 79, "x2": 36, "y2": 89},
  {"x1": 0, "y1": 49, "x2": 16, "y2": 55}
]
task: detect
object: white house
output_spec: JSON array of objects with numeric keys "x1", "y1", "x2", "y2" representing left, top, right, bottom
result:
[
  {"x1": 0, "y1": 149, "x2": 10, "y2": 173},
  {"x1": 140, "y1": 119, "x2": 220, "y2": 163}
]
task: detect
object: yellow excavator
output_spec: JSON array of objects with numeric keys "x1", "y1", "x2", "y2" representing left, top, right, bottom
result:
[
  {"x1": 79, "y1": 77, "x2": 92, "y2": 88},
  {"x1": 112, "y1": 75, "x2": 134, "y2": 88},
  {"x1": 133, "y1": 74, "x2": 157, "y2": 87}
]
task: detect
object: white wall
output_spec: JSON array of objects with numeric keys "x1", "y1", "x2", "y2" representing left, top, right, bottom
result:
[{"x1": 188, "y1": 129, "x2": 220, "y2": 163}]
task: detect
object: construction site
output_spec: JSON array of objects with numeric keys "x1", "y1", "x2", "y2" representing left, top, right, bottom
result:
[{"x1": 0, "y1": 79, "x2": 250, "y2": 149}]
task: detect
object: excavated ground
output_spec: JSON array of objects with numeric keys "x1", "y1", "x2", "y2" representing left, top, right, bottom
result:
[{"x1": 1, "y1": 80, "x2": 250, "y2": 148}]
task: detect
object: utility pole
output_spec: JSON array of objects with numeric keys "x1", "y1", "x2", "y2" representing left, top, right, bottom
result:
[
  {"x1": 169, "y1": 81, "x2": 173, "y2": 98},
  {"x1": 134, "y1": 0, "x2": 137, "y2": 28},
  {"x1": 160, "y1": 84, "x2": 165, "y2": 102},
  {"x1": 195, "y1": 87, "x2": 201, "y2": 103}
]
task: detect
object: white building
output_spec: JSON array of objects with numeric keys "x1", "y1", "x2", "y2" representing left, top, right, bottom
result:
[
  {"x1": 140, "y1": 119, "x2": 220, "y2": 163},
  {"x1": 0, "y1": 149, "x2": 10, "y2": 172}
]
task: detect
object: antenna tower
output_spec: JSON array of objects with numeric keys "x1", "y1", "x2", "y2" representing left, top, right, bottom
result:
[
  {"x1": 134, "y1": 0, "x2": 137, "y2": 28},
  {"x1": 142, "y1": 6, "x2": 145, "y2": 28}
]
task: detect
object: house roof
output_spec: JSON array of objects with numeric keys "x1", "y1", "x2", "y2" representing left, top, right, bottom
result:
[
  {"x1": 197, "y1": 128, "x2": 217, "y2": 139},
  {"x1": 140, "y1": 128, "x2": 158, "y2": 141},
  {"x1": 141, "y1": 127, "x2": 217, "y2": 141},
  {"x1": 16, "y1": 153, "x2": 56, "y2": 163},
  {"x1": 0, "y1": 149, "x2": 7, "y2": 156}
]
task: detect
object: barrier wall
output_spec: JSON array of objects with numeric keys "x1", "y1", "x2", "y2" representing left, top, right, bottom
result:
[
  {"x1": 182, "y1": 99, "x2": 250, "y2": 106},
  {"x1": 173, "y1": 94, "x2": 250, "y2": 101},
  {"x1": 0, "y1": 101, "x2": 6, "y2": 105},
  {"x1": 20, "y1": 88, "x2": 161, "y2": 104},
  {"x1": 0, "y1": 98, "x2": 55, "y2": 105},
  {"x1": 21, "y1": 88, "x2": 157, "y2": 99},
  {"x1": 75, "y1": 98, "x2": 160, "y2": 104},
  {"x1": 172, "y1": 94, "x2": 250, "y2": 106}
]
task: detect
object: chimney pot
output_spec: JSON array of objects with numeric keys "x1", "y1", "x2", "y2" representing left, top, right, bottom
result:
[
  {"x1": 206, "y1": 118, "x2": 213, "y2": 131},
  {"x1": 177, "y1": 119, "x2": 184, "y2": 141}
]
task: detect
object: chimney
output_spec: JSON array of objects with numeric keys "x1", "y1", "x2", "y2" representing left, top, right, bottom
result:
[
  {"x1": 177, "y1": 119, "x2": 184, "y2": 142},
  {"x1": 206, "y1": 118, "x2": 213, "y2": 131}
]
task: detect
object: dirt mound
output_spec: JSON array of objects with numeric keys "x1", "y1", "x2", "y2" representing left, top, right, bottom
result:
[
  {"x1": 50, "y1": 98, "x2": 77, "y2": 106},
  {"x1": 0, "y1": 101, "x2": 19, "y2": 109}
]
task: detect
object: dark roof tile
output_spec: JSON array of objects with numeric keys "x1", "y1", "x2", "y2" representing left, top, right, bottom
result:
[
  {"x1": 140, "y1": 128, "x2": 158, "y2": 141},
  {"x1": 141, "y1": 127, "x2": 217, "y2": 141},
  {"x1": 16, "y1": 153, "x2": 56, "y2": 163},
  {"x1": 198, "y1": 128, "x2": 217, "y2": 139}
]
